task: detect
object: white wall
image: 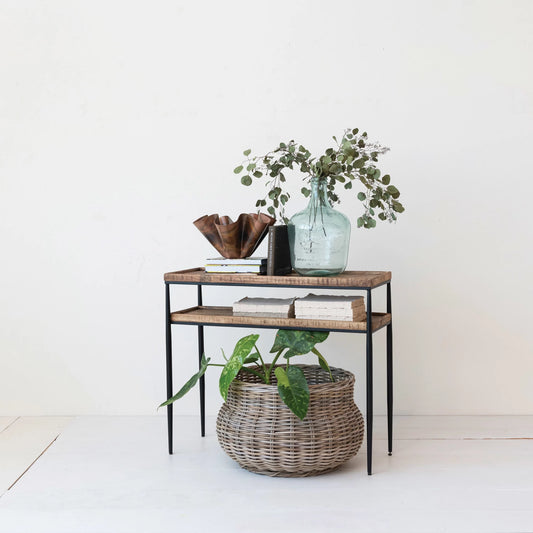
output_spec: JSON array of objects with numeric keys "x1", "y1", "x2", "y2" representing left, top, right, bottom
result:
[{"x1": 1, "y1": 0, "x2": 532, "y2": 416}]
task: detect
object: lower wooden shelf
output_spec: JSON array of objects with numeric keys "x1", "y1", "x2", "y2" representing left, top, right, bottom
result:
[{"x1": 170, "y1": 306, "x2": 391, "y2": 333}]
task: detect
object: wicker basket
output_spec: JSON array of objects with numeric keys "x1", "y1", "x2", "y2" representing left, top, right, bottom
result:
[{"x1": 216, "y1": 365, "x2": 364, "y2": 477}]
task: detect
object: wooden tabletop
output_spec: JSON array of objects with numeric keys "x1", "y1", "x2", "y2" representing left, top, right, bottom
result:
[{"x1": 164, "y1": 268, "x2": 391, "y2": 289}]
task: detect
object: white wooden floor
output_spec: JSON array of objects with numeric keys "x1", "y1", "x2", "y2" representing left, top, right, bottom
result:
[{"x1": 1, "y1": 416, "x2": 533, "y2": 533}]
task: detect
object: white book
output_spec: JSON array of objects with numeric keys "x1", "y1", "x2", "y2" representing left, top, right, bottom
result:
[
  {"x1": 233, "y1": 297, "x2": 296, "y2": 318},
  {"x1": 206, "y1": 257, "x2": 267, "y2": 265},
  {"x1": 296, "y1": 314, "x2": 363, "y2": 322},
  {"x1": 234, "y1": 312, "x2": 293, "y2": 318},
  {"x1": 205, "y1": 265, "x2": 265, "y2": 273},
  {"x1": 295, "y1": 307, "x2": 362, "y2": 317},
  {"x1": 295, "y1": 293, "x2": 365, "y2": 310}
]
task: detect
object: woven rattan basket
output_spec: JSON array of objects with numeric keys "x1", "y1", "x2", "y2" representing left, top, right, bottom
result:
[{"x1": 216, "y1": 364, "x2": 364, "y2": 477}]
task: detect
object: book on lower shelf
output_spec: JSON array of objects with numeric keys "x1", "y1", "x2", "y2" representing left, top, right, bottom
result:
[
  {"x1": 294, "y1": 293, "x2": 366, "y2": 322},
  {"x1": 232, "y1": 297, "x2": 296, "y2": 318}
]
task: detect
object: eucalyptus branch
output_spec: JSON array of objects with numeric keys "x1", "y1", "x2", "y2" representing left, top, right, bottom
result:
[{"x1": 234, "y1": 128, "x2": 404, "y2": 228}]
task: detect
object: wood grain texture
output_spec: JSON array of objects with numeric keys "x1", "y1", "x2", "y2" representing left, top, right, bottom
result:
[
  {"x1": 193, "y1": 213, "x2": 275, "y2": 259},
  {"x1": 164, "y1": 268, "x2": 391, "y2": 288},
  {"x1": 170, "y1": 306, "x2": 391, "y2": 332}
]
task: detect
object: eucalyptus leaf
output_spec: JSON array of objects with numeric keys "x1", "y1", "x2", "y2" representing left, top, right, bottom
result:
[{"x1": 234, "y1": 128, "x2": 403, "y2": 225}]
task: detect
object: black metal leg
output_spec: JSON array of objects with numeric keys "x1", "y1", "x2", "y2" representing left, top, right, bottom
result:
[
  {"x1": 165, "y1": 283, "x2": 173, "y2": 454},
  {"x1": 366, "y1": 289, "x2": 373, "y2": 475},
  {"x1": 197, "y1": 285, "x2": 206, "y2": 437},
  {"x1": 386, "y1": 282, "x2": 393, "y2": 456}
]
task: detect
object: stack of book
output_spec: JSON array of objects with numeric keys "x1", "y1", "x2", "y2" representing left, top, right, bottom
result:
[
  {"x1": 294, "y1": 294, "x2": 366, "y2": 322},
  {"x1": 233, "y1": 297, "x2": 296, "y2": 318},
  {"x1": 205, "y1": 257, "x2": 267, "y2": 274}
]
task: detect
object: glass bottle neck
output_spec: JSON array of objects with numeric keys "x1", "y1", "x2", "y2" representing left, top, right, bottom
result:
[{"x1": 310, "y1": 178, "x2": 330, "y2": 208}]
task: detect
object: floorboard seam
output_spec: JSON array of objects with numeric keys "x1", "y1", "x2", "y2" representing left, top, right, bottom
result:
[
  {"x1": 0, "y1": 417, "x2": 20, "y2": 434},
  {"x1": 2, "y1": 434, "x2": 60, "y2": 497}
]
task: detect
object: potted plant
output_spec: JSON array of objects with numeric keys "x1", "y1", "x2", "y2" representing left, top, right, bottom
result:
[
  {"x1": 233, "y1": 128, "x2": 405, "y2": 275},
  {"x1": 160, "y1": 330, "x2": 364, "y2": 477}
]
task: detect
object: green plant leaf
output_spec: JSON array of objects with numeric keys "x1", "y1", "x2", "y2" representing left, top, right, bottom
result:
[
  {"x1": 387, "y1": 185, "x2": 400, "y2": 199},
  {"x1": 233, "y1": 165, "x2": 243, "y2": 174},
  {"x1": 312, "y1": 347, "x2": 334, "y2": 382},
  {"x1": 253, "y1": 171, "x2": 263, "y2": 178},
  {"x1": 301, "y1": 187, "x2": 311, "y2": 197},
  {"x1": 241, "y1": 175, "x2": 252, "y2": 186},
  {"x1": 270, "y1": 329, "x2": 329, "y2": 358},
  {"x1": 269, "y1": 188, "x2": 280, "y2": 200},
  {"x1": 275, "y1": 366, "x2": 309, "y2": 420},
  {"x1": 159, "y1": 355, "x2": 211, "y2": 407},
  {"x1": 392, "y1": 201, "x2": 405, "y2": 213},
  {"x1": 219, "y1": 334, "x2": 260, "y2": 401},
  {"x1": 243, "y1": 149, "x2": 251, "y2": 156},
  {"x1": 357, "y1": 192, "x2": 366, "y2": 201},
  {"x1": 357, "y1": 217, "x2": 364, "y2": 228},
  {"x1": 382, "y1": 174, "x2": 391, "y2": 185},
  {"x1": 243, "y1": 351, "x2": 259, "y2": 364}
]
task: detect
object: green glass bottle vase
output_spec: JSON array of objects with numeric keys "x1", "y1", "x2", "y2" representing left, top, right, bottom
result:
[{"x1": 287, "y1": 177, "x2": 351, "y2": 276}]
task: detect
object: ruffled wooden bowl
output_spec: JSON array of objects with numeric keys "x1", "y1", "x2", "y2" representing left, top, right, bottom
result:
[{"x1": 193, "y1": 213, "x2": 275, "y2": 259}]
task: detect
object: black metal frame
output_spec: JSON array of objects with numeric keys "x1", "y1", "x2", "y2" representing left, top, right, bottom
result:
[{"x1": 164, "y1": 278, "x2": 393, "y2": 475}]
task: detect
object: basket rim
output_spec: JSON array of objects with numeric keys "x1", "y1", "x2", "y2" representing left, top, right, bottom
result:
[{"x1": 232, "y1": 364, "x2": 355, "y2": 391}]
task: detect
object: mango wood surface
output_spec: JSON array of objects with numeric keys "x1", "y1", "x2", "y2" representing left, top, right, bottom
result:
[
  {"x1": 164, "y1": 268, "x2": 391, "y2": 288},
  {"x1": 170, "y1": 306, "x2": 391, "y2": 333}
]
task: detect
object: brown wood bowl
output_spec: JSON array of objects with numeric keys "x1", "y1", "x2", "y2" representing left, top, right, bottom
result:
[{"x1": 193, "y1": 213, "x2": 276, "y2": 259}]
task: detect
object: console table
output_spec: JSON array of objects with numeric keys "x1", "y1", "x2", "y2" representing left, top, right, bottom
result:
[{"x1": 164, "y1": 268, "x2": 393, "y2": 475}]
